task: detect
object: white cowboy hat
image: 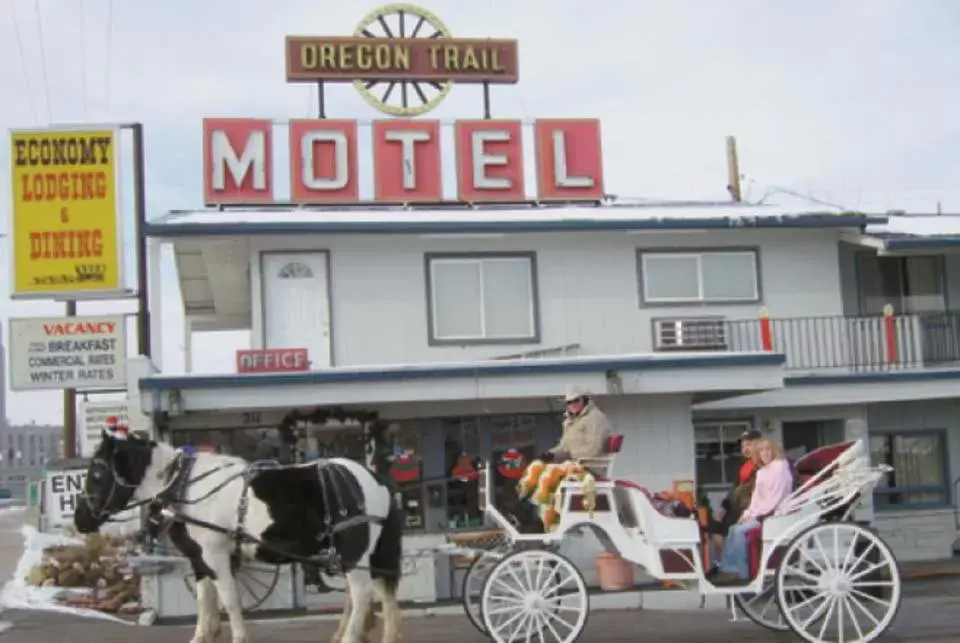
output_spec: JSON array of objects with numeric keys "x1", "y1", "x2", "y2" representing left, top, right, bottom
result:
[{"x1": 564, "y1": 385, "x2": 587, "y2": 402}]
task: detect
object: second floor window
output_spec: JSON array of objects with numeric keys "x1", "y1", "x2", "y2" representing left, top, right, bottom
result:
[
  {"x1": 426, "y1": 253, "x2": 539, "y2": 344},
  {"x1": 639, "y1": 250, "x2": 759, "y2": 304}
]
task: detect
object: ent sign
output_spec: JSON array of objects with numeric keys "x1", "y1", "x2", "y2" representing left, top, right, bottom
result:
[{"x1": 202, "y1": 118, "x2": 604, "y2": 205}]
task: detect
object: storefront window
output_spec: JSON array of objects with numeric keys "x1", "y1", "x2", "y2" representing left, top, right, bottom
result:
[
  {"x1": 490, "y1": 415, "x2": 536, "y2": 509},
  {"x1": 443, "y1": 418, "x2": 484, "y2": 530},
  {"x1": 387, "y1": 424, "x2": 424, "y2": 529}
]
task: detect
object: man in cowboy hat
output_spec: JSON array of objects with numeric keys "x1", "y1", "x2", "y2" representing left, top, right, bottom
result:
[{"x1": 545, "y1": 386, "x2": 613, "y2": 464}]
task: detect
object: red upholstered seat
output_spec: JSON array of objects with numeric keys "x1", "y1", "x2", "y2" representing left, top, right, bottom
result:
[
  {"x1": 607, "y1": 434, "x2": 624, "y2": 453},
  {"x1": 795, "y1": 442, "x2": 855, "y2": 478},
  {"x1": 746, "y1": 525, "x2": 764, "y2": 578}
]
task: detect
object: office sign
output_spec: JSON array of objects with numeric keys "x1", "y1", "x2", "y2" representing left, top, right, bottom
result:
[
  {"x1": 236, "y1": 348, "x2": 310, "y2": 373},
  {"x1": 8, "y1": 315, "x2": 127, "y2": 391},
  {"x1": 8, "y1": 127, "x2": 125, "y2": 300}
]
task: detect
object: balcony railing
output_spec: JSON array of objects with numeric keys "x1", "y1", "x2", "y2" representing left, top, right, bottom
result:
[{"x1": 724, "y1": 311, "x2": 960, "y2": 373}]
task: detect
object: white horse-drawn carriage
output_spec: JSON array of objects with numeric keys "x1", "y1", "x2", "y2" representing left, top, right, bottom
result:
[{"x1": 446, "y1": 436, "x2": 901, "y2": 643}]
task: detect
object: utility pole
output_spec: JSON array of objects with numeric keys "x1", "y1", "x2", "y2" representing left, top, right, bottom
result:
[{"x1": 726, "y1": 135, "x2": 742, "y2": 203}]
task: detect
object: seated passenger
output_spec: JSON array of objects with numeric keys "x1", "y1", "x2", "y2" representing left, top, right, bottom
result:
[
  {"x1": 711, "y1": 438, "x2": 793, "y2": 585},
  {"x1": 543, "y1": 386, "x2": 612, "y2": 474},
  {"x1": 707, "y1": 429, "x2": 761, "y2": 553}
]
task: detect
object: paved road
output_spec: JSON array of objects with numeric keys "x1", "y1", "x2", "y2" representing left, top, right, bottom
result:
[{"x1": 1, "y1": 577, "x2": 958, "y2": 641}]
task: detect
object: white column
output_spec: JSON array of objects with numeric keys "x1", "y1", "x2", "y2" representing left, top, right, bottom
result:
[
  {"x1": 147, "y1": 237, "x2": 165, "y2": 371},
  {"x1": 184, "y1": 318, "x2": 194, "y2": 374}
]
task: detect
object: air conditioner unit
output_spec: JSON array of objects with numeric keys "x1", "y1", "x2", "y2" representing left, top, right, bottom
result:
[{"x1": 653, "y1": 318, "x2": 728, "y2": 351}]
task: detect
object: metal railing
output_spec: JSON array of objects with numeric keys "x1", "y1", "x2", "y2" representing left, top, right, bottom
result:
[{"x1": 724, "y1": 311, "x2": 960, "y2": 373}]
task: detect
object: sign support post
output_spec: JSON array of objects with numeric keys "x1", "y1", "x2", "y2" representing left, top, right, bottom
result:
[
  {"x1": 62, "y1": 300, "x2": 77, "y2": 458},
  {"x1": 130, "y1": 122, "x2": 151, "y2": 358}
]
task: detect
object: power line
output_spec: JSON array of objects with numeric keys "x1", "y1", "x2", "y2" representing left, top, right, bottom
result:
[
  {"x1": 103, "y1": 0, "x2": 115, "y2": 118},
  {"x1": 32, "y1": 0, "x2": 52, "y2": 122},
  {"x1": 7, "y1": 0, "x2": 39, "y2": 124},
  {"x1": 79, "y1": 0, "x2": 88, "y2": 119}
]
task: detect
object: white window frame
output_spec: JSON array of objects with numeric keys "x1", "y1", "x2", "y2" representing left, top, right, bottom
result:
[
  {"x1": 694, "y1": 420, "x2": 753, "y2": 489},
  {"x1": 640, "y1": 250, "x2": 760, "y2": 304},
  {"x1": 428, "y1": 255, "x2": 538, "y2": 343}
]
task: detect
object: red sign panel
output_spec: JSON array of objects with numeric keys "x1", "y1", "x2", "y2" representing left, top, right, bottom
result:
[
  {"x1": 203, "y1": 118, "x2": 274, "y2": 205},
  {"x1": 236, "y1": 348, "x2": 310, "y2": 374},
  {"x1": 201, "y1": 117, "x2": 603, "y2": 205},
  {"x1": 289, "y1": 119, "x2": 359, "y2": 204},
  {"x1": 373, "y1": 119, "x2": 443, "y2": 202},
  {"x1": 534, "y1": 119, "x2": 604, "y2": 202},
  {"x1": 454, "y1": 120, "x2": 525, "y2": 202}
]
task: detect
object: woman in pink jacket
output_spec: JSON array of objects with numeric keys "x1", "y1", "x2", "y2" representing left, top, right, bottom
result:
[{"x1": 711, "y1": 438, "x2": 794, "y2": 585}]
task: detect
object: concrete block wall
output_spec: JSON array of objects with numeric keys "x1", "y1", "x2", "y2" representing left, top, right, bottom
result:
[{"x1": 873, "y1": 509, "x2": 956, "y2": 562}]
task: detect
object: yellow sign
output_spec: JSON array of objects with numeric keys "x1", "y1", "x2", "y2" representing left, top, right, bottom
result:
[{"x1": 9, "y1": 128, "x2": 124, "y2": 299}]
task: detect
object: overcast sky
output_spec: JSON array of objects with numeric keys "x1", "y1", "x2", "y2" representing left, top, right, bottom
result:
[{"x1": 2, "y1": 0, "x2": 959, "y2": 424}]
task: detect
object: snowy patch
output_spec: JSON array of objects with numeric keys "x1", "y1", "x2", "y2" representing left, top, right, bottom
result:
[
  {"x1": 866, "y1": 215, "x2": 960, "y2": 238},
  {"x1": 0, "y1": 526, "x2": 132, "y2": 625}
]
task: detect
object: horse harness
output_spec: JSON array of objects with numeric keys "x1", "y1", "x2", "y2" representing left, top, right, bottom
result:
[{"x1": 145, "y1": 453, "x2": 385, "y2": 572}]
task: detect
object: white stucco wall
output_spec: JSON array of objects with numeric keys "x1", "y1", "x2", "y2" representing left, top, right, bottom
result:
[{"x1": 248, "y1": 227, "x2": 847, "y2": 367}]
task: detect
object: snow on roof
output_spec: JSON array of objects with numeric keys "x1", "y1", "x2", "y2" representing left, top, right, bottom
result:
[
  {"x1": 146, "y1": 201, "x2": 879, "y2": 237},
  {"x1": 866, "y1": 214, "x2": 960, "y2": 238}
]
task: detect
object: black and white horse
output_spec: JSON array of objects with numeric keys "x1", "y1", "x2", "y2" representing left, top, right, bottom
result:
[{"x1": 74, "y1": 430, "x2": 404, "y2": 643}]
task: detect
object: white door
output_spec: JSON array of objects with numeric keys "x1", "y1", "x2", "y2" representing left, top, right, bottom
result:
[{"x1": 262, "y1": 252, "x2": 332, "y2": 368}]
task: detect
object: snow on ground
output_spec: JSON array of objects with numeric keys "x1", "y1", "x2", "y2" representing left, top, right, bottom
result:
[{"x1": 0, "y1": 525, "x2": 132, "y2": 625}]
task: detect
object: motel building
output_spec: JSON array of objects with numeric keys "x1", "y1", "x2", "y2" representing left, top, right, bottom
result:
[{"x1": 133, "y1": 113, "x2": 960, "y2": 603}]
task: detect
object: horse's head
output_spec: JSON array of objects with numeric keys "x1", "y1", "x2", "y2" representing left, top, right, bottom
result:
[{"x1": 74, "y1": 430, "x2": 157, "y2": 533}]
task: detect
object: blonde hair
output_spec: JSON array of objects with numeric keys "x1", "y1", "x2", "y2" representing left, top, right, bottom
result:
[{"x1": 756, "y1": 438, "x2": 784, "y2": 462}]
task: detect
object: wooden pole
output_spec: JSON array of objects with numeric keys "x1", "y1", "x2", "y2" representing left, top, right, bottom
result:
[
  {"x1": 726, "y1": 135, "x2": 742, "y2": 203},
  {"x1": 62, "y1": 300, "x2": 77, "y2": 458}
]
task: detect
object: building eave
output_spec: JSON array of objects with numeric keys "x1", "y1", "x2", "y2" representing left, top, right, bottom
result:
[{"x1": 141, "y1": 352, "x2": 786, "y2": 391}]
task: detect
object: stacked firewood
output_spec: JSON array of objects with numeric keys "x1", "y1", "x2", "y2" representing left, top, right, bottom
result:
[{"x1": 26, "y1": 533, "x2": 143, "y2": 615}]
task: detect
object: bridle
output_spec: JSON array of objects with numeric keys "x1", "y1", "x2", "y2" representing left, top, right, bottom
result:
[{"x1": 83, "y1": 451, "x2": 188, "y2": 521}]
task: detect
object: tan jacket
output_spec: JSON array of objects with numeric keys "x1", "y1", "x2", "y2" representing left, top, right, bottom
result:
[{"x1": 551, "y1": 402, "x2": 613, "y2": 460}]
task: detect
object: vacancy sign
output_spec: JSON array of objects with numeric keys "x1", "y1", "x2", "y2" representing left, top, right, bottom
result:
[
  {"x1": 8, "y1": 315, "x2": 127, "y2": 391},
  {"x1": 202, "y1": 117, "x2": 604, "y2": 205}
]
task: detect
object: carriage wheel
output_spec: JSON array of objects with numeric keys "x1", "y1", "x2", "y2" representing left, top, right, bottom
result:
[
  {"x1": 462, "y1": 550, "x2": 503, "y2": 634},
  {"x1": 775, "y1": 522, "x2": 901, "y2": 643},
  {"x1": 481, "y1": 549, "x2": 588, "y2": 643},
  {"x1": 184, "y1": 562, "x2": 282, "y2": 613},
  {"x1": 352, "y1": 4, "x2": 454, "y2": 116},
  {"x1": 733, "y1": 576, "x2": 790, "y2": 631}
]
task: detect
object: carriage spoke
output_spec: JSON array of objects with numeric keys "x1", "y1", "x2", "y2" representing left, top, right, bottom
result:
[
  {"x1": 848, "y1": 587, "x2": 891, "y2": 609},
  {"x1": 781, "y1": 563, "x2": 821, "y2": 583},
  {"x1": 401, "y1": 82, "x2": 409, "y2": 108},
  {"x1": 429, "y1": 30, "x2": 443, "y2": 38},
  {"x1": 811, "y1": 533, "x2": 834, "y2": 572},
  {"x1": 847, "y1": 560, "x2": 889, "y2": 583},
  {"x1": 843, "y1": 540, "x2": 877, "y2": 575},
  {"x1": 429, "y1": 81, "x2": 444, "y2": 90},
  {"x1": 361, "y1": 29, "x2": 376, "y2": 38},
  {"x1": 364, "y1": 81, "x2": 379, "y2": 90},
  {"x1": 815, "y1": 595, "x2": 839, "y2": 642},
  {"x1": 842, "y1": 594, "x2": 866, "y2": 640},
  {"x1": 845, "y1": 591, "x2": 882, "y2": 627},
  {"x1": 491, "y1": 578, "x2": 526, "y2": 600}
]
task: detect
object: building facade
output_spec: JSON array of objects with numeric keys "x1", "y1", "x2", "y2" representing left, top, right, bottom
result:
[
  {"x1": 0, "y1": 322, "x2": 62, "y2": 499},
  {"x1": 138, "y1": 204, "x2": 960, "y2": 600}
]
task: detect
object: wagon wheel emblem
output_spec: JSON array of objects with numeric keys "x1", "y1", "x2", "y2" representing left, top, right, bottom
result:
[{"x1": 352, "y1": 3, "x2": 453, "y2": 117}]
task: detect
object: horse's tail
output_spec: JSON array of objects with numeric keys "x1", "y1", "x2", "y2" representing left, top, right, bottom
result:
[{"x1": 369, "y1": 490, "x2": 405, "y2": 593}]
